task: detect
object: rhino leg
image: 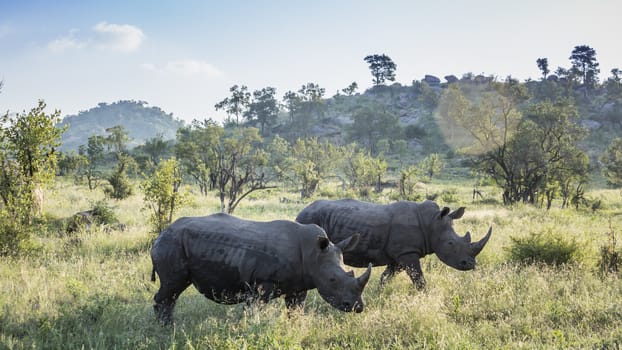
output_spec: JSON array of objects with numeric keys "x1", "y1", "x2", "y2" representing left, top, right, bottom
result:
[
  {"x1": 399, "y1": 254, "x2": 426, "y2": 290},
  {"x1": 284, "y1": 290, "x2": 307, "y2": 310},
  {"x1": 379, "y1": 263, "x2": 402, "y2": 287},
  {"x1": 153, "y1": 278, "x2": 191, "y2": 324}
]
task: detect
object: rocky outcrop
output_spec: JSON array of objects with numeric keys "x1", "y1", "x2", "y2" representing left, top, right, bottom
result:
[{"x1": 423, "y1": 75, "x2": 441, "y2": 86}]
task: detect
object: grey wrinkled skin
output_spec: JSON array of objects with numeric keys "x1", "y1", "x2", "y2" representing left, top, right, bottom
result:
[
  {"x1": 150, "y1": 213, "x2": 371, "y2": 324},
  {"x1": 296, "y1": 199, "x2": 492, "y2": 289}
]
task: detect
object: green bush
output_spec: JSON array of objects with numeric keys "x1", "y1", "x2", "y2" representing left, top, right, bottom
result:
[
  {"x1": 440, "y1": 187, "x2": 459, "y2": 203},
  {"x1": 104, "y1": 170, "x2": 133, "y2": 200},
  {"x1": 0, "y1": 212, "x2": 33, "y2": 256},
  {"x1": 507, "y1": 230, "x2": 579, "y2": 266},
  {"x1": 91, "y1": 201, "x2": 117, "y2": 226},
  {"x1": 598, "y1": 220, "x2": 620, "y2": 275}
]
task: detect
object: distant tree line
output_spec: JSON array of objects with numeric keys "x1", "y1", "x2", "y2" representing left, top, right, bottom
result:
[{"x1": 4, "y1": 45, "x2": 622, "y2": 256}]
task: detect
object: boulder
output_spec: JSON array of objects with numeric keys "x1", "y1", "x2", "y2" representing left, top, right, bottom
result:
[
  {"x1": 444, "y1": 75, "x2": 459, "y2": 84},
  {"x1": 423, "y1": 75, "x2": 441, "y2": 86}
]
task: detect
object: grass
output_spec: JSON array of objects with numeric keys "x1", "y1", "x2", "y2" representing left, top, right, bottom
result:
[{"x1": 1, "y1": 177, "x2": 621, "y2": 349}]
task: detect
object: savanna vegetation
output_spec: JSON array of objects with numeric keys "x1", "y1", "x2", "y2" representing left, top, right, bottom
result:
[
  {"x1": 1, "y1": 178, "x2": 621, "y2": 349},
  {"x1": 2, "y1": 45, "x2": 622, "y2": 349}
]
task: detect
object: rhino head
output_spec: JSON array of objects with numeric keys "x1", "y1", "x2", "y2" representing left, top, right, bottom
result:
[
  {"x1": 430, "y1": 206, "x2": 492, "y2": 271},
  {"x1": 311, "y1": 234, "x2": 372, "y2": 312}
]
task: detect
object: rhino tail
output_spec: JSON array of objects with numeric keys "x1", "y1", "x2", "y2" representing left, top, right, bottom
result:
[{"x1": 151, "y1": 267, "x2": 157, "y2": 282}]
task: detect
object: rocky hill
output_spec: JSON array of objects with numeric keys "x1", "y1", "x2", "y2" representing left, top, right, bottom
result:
[{"x1": 57, "y1": 100, "x2": 185, "y2": 152}]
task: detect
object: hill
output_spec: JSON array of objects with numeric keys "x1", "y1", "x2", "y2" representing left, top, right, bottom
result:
[{"x1": 57, "y1": 100, "x2": 185, "y2": 152}]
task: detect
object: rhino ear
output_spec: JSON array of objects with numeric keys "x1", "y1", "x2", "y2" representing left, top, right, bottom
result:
[
  {"x1": 335, "y1": 234, "x2": 360, "y2": 253},
  {"x1": 449, "y1": 207, "x2": 466, "y2": 220},
  {"x1": 439, "y1": 207, "x2": 451, "y2": 219},
  {"x1": 317, "y1": 236, "x2": 330, "y2": 251}
]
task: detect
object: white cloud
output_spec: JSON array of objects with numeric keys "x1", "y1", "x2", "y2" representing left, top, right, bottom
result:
[
  {"x1": 47, "y1": 22, "x2": 144, "y2": 53},
  {"x1": 47, "y1": 29, "x2": 86, "y2": 53},
  {"x1": 143, "y1": 59, "x2": 223, "y2": 78},
  {"x1": 92, "y1": 22, "x2": 144, "y2": 52}
]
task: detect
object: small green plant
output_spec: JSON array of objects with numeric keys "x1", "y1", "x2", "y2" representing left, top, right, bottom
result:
[
  {"x1": 104, "y1": 155, "x2": 135, "y2": 200},
  {"x1": 91, "y1": 201, "x2": 117, "y2": 226},
  {"x1": 598, "y1": 219, "x2": 620, "y2": 275},
  {"x1": 398, "y1": 165, "x2": 422, "y2": 201},
  {"x1": 141, "y1": 158, "x2": 186, "y2": 235},
  {"x1": 507, "y1": 230, "x2": 579, "y2": 266},
  {"x1": 440, "y1": 187, "x2": 459, "y2": 203},
  {"x1": 0, "y1": 212, "x2": 32, "y2": 256}
]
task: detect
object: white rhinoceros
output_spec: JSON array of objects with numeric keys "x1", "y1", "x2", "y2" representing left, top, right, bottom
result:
[
  {"x1": 296, "y1": 199, "x2": 491, "y2": 289},
  {"x1": 151, "y1": 213, "x2": 372, "y2": 323}
]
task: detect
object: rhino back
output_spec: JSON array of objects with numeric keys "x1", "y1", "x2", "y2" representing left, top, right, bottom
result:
[
  {"x1": 154, "y1": 214, "x2": 312, "y2": 302},
  {"x1": 297, "y1": 199, "x2": 395, "y2": 266}
]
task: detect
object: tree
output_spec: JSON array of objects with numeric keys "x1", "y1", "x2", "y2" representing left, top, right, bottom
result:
[
  {"x1": 282, "y1": 90, "x2": 302, "y2": 125},
  {"x1": 78, "y1": 135, "x2": 106, "y2": 190},
  {"x1": 482, "y1": 100, "x2": 588, "y2": 205},
  {"x1": 438, "y1": 77, "x2": 527, "y2": 155},
  {"x1": 347, "y1": 103, "x2": 402, "y2": 154},
  {"x1": 0, "y1": 100, "x2": 65, "y2": 254},
  {"x1": 606, "y1": 68, "x2": 622, "y2": 99},
  {"x1": 340, "y1": 144, "x2": 387, "y2": 191},
  {"x1": 212, "y1": 127, "x2": 274, "y2": 213},
  {"x1": 419, "y1": 153, "x2": 444, "y2": 179},
  {"x1": 398, "y1": 165, "x2": 422, "y2": 201},
  {"x1": 364, "y1": 54, "x2": 397, "y2": 86},
  {"x1": 214, "y1": 85, "x2": 251, "y2": 126},
  {"x1": 298, "y1": 82, "x2": 326, "y2": 121},
  {"x1": 342, "y1": 82, "x2": 358, "y2": 96},
  {"x1": 536, "y1": 58, "x2": 550, "y2": 80},
  {"x1": 175, "y1": 119, "x2": 222, "y2": 195},
  {"x1": 57, "y1": 151, "x2": 88, "y2": 178},
  {"x1": 266, "y1": 135, "x2": 292, "y2": 183},
  {"x1": 601, "y1": 138, "x2": 622, "y2": 188},
  {"x1": 569, "y1": 45, "x2": 600, "y2": 91},
  {"x1": 105, "y1": 125, "x2": 131, "y2": 158},
  {"x1": 244, "y1": 87, "x2": 279, "y2": 135},
  {"x1": 289, "y1": 138, "x2": 338, "y2": 199},
  {"x1": 104, "y1": 154, "x2": 135, "y2": 200},
  {"x1": 143, "y1": 134, "x2": 168, "y2": 166},
  {"x1": 141, "y1": 158, "x2": 186, "y2": 234}
]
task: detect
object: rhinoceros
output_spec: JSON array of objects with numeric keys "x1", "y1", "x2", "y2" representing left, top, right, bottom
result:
[
  {"x1": 150, "y1": 213, "x2": 372, "y2": 323},
  {"x1": 296, "y1": 199, "x2": 491, "y2": 289}
]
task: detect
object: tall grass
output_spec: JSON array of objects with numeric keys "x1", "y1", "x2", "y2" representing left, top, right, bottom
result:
[{"x1": 1, "y1": 178, "x2": 621, "y2": 349}]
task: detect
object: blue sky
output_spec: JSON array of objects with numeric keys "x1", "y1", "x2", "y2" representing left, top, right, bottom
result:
[{"x1": 1, "y1": 0, "x2": 621, "y2": 123}]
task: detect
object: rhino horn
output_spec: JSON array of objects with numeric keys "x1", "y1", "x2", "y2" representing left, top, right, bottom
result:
[
  {"x1": 470, "y1": 227, "x2": 492, "y2": 256},
  {"x1": 357, "y1": 263, "x2": 372, "y2": 288},
  {"x1": 463, "y1": 231, "x2": 472, "y2": 243},
  {"x1": 335, "y1": 234, "x2": 361, "y2": 253}
]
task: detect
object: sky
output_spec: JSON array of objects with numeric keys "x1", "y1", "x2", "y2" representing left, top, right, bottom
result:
[{"x1": 1, "y1": 0, "x2": 621, "y2": 124}]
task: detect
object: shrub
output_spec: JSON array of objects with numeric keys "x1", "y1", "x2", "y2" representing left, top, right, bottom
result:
[
  {"x1": 598, "y1": 219, "x2": 620, "y2": 275},
  {"x1": 104, "y1": 155, "x2": 135, "y2": 200},
  {"x1": 91, "y1": 201, "x2": 118, "y2": 226},
  {"x1": 141, "y1": 158, "x2": 186, "y2": 235},
  {"x1": 0, "y1": 212, "x2": 31, "y2": 256},
  {"x1": 506, "y1": 230, "x2": 579, "y2": 266},
  {"x1": 104, "y1": 169, "x2": 133, "y2": 200},
  {"x1": 440, "y1": 187, "x2": 459, "y2": 203}
]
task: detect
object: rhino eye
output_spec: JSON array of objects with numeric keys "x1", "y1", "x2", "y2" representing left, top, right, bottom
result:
[{"x1": 329, "y1": 277, "x2": 336, "y2": 283}]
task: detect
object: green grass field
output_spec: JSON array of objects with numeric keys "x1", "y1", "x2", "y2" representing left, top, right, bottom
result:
[{"x1": 1, "y1": 178, "x2": 621, "y2": 349}]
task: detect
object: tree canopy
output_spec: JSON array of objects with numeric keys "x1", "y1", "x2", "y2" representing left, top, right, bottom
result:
[{"x1": 364, "y1": 54, "x2": 397, "y2": 86}]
